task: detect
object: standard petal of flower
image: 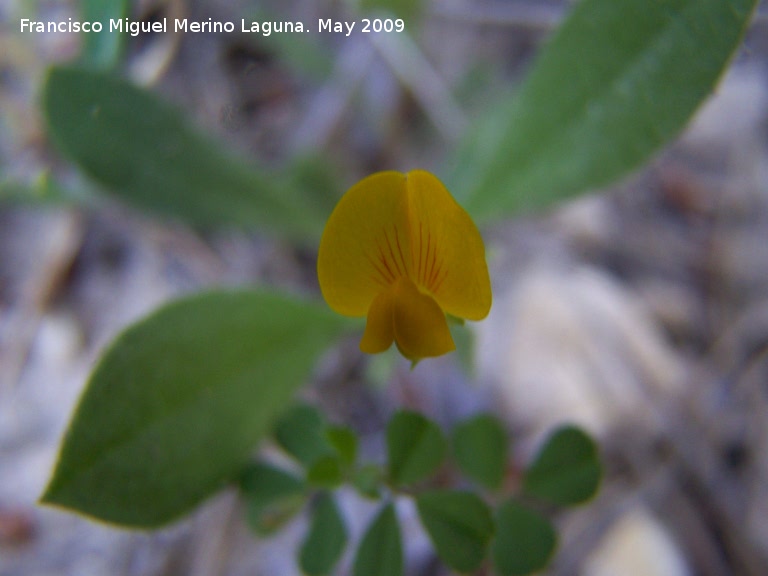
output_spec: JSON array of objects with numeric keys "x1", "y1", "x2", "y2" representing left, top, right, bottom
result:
[
  {"x1": 318, "y1": 171, "x2": 413, "y2": 316},
  {"x1": 405, "y1": 170, "x2": 492, "y2": 320},
  {"x1": 360, "y1": 288, "x2": 395, "y2": 353},
  {"x1": 392, "y1": 278, "x2": 455, "y2": 360}
]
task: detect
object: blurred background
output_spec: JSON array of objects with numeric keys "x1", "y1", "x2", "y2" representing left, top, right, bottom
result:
[{"x1": 2, "y1": 0, "x2": 768, "y2": 574}]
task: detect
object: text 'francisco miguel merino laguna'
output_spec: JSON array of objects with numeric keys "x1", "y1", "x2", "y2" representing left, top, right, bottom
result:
[
  {"x1": 20, "y1": 18, "x2": 405, "y2": 37},
  {"x1": 21, "y1": 18, "x2": 308, "y2": 36}
]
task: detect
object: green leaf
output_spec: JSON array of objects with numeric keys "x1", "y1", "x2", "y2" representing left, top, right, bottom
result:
[
  {"x1": 41, "y1": 290, "x2": 349, "y2": 527},
  {"x1": 247, "y1": 496, "x2": 305, "y2": 536},
  {"x1": 246, "y1": 11, "x2": 334, "y2": 80},
  {"x1": 386, "y1": 411, "x2": 446, "y2": 487},
  {"x1": 358, "y1": 0, "x2": 423, "y2": 21},
  {"x1": 79, "y1": 0, "x2": 128, "y2": 69},
  {"x1": 523, "y1": 425, "x2": 601, "y2": 506},
  {"x1": 43, "y1": 66, "x2": 323, "y2": 239},
  {"x1": 353, "y1": 503, "x2": 403, "y2": 576},
  {"x1": 240, "y1": 461, "x2": 305, "y2": 500},
  {"x1": 274, "y1": 403, "x2": 333, "y2": 468},
  {"x1": 451, "y1": 0, "x2": 759, "y2": 220},
  {"x1": 0, "y1": 173, "x2": 75, "y2": 205},
  {"x1": 492, "y1": 500, "x2": 557, "y2": 576},
  {"x1": 300, "y1": 493, "x2": 348, "y2": 576},
  {"x1": 326, "y1": 426, "x2": 358, "y2": 467},
  {"x1": 448, "y1": 322, "x2": 475, "y2": 377},
  {"x1": 307, "y1": 456, "x2": 344, "y2": 488},
  {"x1": 352, "y1": 464, "x2": 383, "y2": 500},
  {"x1": 240, "y1": 462, "x2": 306, "y2": 535},
  {"x1": 416, "y1": 490, "x2": 494, "y2": 573},
  {"x1": 286, "y1": 154, "x2": 341, "y2": 218},
  {"x1": 366, "y1": 347, "x2": 399, "y2": 389},
  {"x1": 452, "y1": 414, "x2": 508, "y2": 490}
]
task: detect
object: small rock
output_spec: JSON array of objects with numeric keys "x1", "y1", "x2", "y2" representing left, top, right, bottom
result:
[
  {"x1": 584, "y1": 507, "x2": 690, "y2": 576},
  {"x1": 476, "y1": 264, "x2": 684, "y2": 445}
]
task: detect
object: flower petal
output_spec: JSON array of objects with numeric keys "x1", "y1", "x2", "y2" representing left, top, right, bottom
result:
[
  {"x1": 405, "y1": 170, "x2": 492, "y2": 320},
  {"x1": 318, "y1": 172, "x2": 412, "y2": 316},
  {"x1": 360, "y1": 288, "x2": 395, "y2": 354},
  {"x1": 392, "y1": 278, "x2": 455, "y2": 360}
]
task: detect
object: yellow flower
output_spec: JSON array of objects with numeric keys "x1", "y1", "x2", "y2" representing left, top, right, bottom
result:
[{"x1": 317, "y1": 170, "x2": 492, "y2": 361}]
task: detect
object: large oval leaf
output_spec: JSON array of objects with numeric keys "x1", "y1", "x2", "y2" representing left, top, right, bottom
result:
[
  {"x1": 43, "y1": 66, "x2": 323, "y2": 239},
  {"x1": 41, "y1": 290, "x2": 350, "y2": 527},
  {"x1": 451, "y1": 0, "x2": 758, "y2": 220}
]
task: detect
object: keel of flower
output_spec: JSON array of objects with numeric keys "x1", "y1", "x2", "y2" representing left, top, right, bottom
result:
[
  {"x1": 317, "y1": 170, "x2": 491, "y2": 362},
  {"x1": 360, "y1": 277, "x2": 455, "y2": 361}
]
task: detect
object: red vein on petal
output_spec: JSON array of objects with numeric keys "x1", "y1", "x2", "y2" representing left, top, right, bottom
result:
[
  {"x1": 429, "y1": 258, "x2": 442, "y2": 290},
  {"x1": 433, "y1": 268, "x2": 448, "y2": 293},
  {"x1": 393, "y1": 225, "x2": 409, "y2": 279},
  {"x1": 366, "y1": 253, "x2": 391, "y2": 286},
  {"x1": 383, "y1": 229, "x2": 403, "y2": 277},
  {"x1": 418, "y1": 222, "x2": 425, "y2": 283},
  {"x1": 427, "y1": 231, "x2": 438, "y2": 287},
  {"x1": 376, "y1": 243, "x2": 396, "y2": 282},
  {"x1": 424, "y1": 231, "x2": 433, "y2": 287}
]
